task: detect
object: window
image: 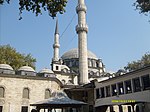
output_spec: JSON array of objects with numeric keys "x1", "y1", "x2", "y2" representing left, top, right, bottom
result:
[
  {"x1": 21, "y1": 106, "x2": 28, "y2": 112},
  {"x1": 96, "y1": 61, "x2": 99, "y2": 68},
  {"x1": 0, "y1": 87, "x2": 4, "y2": 98},
  {"x1": 141, "y1": 74, "x2": 150, "y2": 90},
  {"x1": 96, "y1": 88, "x2": 100, "y2": 99},
  {"x1": 125, "y1": 80, "x2": 132, "y2": 94},
  {"x1": 0, "y1": 106, "x2": 3, "y2": 112},
  {"x1": 23, "y1": 88, "x2": 29, "y2": 99},
  {"x1": 75, "y1": 60, "x2": 79, "y2": 66},
  {"x1": 106, "y1": 86, "x2": 111, "y2": 97},
  {"x1": 118, "y1": 82, "x2": 124, "y2": 95},
  {"x1": 56, "y1": 66, "x2": 59, "y2": 70},
  {"x1": 45, "y1": 89, "x2": 51, "y2": 99},
  {"x1": 69, "y1": 61, "x2": 72, "y2": 67},
  {"x1": 133, "y1": 78, "x2": 141, "y2": 92},
  {"x1": 111, "y1": 84, "x2": 117, "y2": 96},
  {"x1": 100, "y1": 87, "x2": 105, "y2": 98}
]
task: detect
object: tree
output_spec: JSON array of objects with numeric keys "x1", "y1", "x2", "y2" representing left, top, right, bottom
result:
[
  {"x1": 124, "y1": 53, "x2": 150, "y2": 71},
  {"x1": 0, "y1": 45, "x2": 36, "y2": 70},
  {"x1": 0, "y1": 0, "x2": 68, "y2": 19},
  {"x1": 134, "y1": 0, "x2": 150, "y2": 15}
]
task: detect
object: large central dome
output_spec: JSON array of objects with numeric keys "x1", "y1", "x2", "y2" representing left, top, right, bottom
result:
[{"x1": 61, "y1": 48, "x2": 98, "y2": 60}]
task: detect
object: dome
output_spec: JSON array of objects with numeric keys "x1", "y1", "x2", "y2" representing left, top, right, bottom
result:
[
  {"x1": 18, "y1": 66, "x2": 35, "y2": 72},
  {"x1": 61, "y1": 48, "x2": 98, "y2": 60},
  {"x1": 39, "y1": 68, "x2": 54, "y2": 74},
  {"x1": 0, "y1": 64, "x2": 13, "y2": 70}
]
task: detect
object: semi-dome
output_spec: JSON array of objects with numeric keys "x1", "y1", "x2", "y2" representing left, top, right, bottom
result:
[
  {"x1": 18, "y1": 66, "x2": 35, "y2": 72},
  {"x1": 39, "y1": 68, "x2": 54, "y2": 74},
  {"x1": 0, "y1": 64, "x2": 13, "y2": 70},
  {"x1": 61, "y1": 48, "x2": 98, "y2": 60}
]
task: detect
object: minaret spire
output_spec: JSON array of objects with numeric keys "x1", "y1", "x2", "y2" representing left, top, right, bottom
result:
[
  {"x1": 55, "y1": 19, "x2": 59, "y2": 35},
  {"x1": 52, "y1": 19, "x2": 60, "y2": 63},
  {"x1": 76, "y1": 0, "x2": 89, "y2": 84}
]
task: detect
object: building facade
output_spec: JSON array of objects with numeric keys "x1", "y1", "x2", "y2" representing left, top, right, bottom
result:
[
  {"x1": 0, "y1": 65, "x2": 62, "y2": 112},
  {"x1": 94, "y1": 65, "x2": 150, "y2": 112}
]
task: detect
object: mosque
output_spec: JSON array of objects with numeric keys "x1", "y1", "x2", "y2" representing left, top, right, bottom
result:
[{"x1": 0, "y1": 0, "x2": 150, "y2": 112}]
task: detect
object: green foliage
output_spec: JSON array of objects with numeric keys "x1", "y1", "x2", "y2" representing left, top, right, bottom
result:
[
  {"x1": 124, "y1": 53, "x2": 150, "y2": 71},
  {"x1": 0, "y1": 45, "x2": 36, "y2": 70},
  {"x1": 134, "y1": 0, "x2": 150, "y2": 15},
  {"x1": 0, "y1": 0, "x2": 68, "y2": 19}
]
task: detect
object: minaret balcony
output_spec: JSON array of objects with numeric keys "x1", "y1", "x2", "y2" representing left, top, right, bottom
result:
[
  {"x1": 76, "y1": 24, "x2": 88, "y2": 33},
  {"x1": 53, "y1": 44, "x2": 60, "y2": 48},
  {"x1": 76, "y1": 4, "x2": 87, "y2": 13}
]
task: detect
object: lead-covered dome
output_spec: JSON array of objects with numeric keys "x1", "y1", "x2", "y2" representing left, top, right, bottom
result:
[
  {"x1": 61, "y1": 48, "x2": 98, "y2": 59},
  {"x1": 39, "y1": 68, "x2": 54, "y2": 74},
  {"x1": 0, "y1": 64, "x2": 13, "y2": 70},
  {"x1": 18, "y1": 66, "x2": 35, "y2": 72},
  {"x1": 0, "y1": 64, "x2": 15, "y2": 74}
]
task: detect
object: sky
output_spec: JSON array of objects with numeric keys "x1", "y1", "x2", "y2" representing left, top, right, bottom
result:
[{"x1": 0, "y1": 0, "x2": 150, "y2": 72}]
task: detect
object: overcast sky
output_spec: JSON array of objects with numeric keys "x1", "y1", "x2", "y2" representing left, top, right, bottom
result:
[{"x1": 0, "y1": 0, "x2": 150, "y2": 72}]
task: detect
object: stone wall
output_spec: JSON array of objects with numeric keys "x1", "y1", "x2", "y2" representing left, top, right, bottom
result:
[{"x1": 0, "y1": 74, "x2": 61, "y2": 112}]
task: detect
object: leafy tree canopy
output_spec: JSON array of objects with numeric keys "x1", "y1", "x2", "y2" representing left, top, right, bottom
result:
[
  {"x1": 0, "y1": 45, "x2": 36, "y2": 70},
  {"x1": 0, "y1": 0, "x2": 68, "y2": 19},
  {"x1": 124, "y1": 52, "x2": 150, "y2": 71},
  {"x1": 134, "y1": 0, "x2": 150, "y2": 15}
]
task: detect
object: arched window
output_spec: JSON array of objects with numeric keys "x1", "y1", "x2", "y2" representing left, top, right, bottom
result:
[
  {"x1": 0, "y1": 87, "x2": 5, "y2": 98},
  {"x1": 45, "y1": 89, "x2": 51, "y2": 99},
  {"x1": 23, "y1": 88, "x2": 29, "y2": 99}
]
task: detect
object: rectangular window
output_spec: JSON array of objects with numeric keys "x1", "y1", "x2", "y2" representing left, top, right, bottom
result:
[
  {"x1": 96, "y1": 88, "x2": 100, "y2": 99},
  {"x1": 106, "y1": 86, "x2": 111, "y2": 97},
  {"x1": 21, "y1": 106, "x2": 28, "y2": 112},
  {"x1": 100, "y1": 87, "x2": 105, "y2": 98},
  {"x1": 141, "y1": 74, "x2": 150, "y2": 90},
  {"x1": 133, "y1": 77, "x2": 141, "y2": 92},
  {"x1": 0, "y1": 106, "x2": 3, "y2": 112},
  {"x1": 111, "y1": 84, "x2": 117, "y2": 96},
  {"x1": 118, "y1": 82, "x2": 124, "y2": 95},
  {"x1": 125, "y1": 80, "x2": 132, "y2": 94}
]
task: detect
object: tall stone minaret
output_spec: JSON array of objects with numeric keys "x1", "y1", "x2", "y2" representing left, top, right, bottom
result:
[
  {"x1": 76, "y1": 0, "x2": 89, "y2": 84},
  {"x1": 52, "y1": 19, "x2": 60, "y2": 63}
]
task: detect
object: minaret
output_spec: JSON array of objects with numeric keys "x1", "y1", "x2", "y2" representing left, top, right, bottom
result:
[
  {"x1": 52, "y1": 19, "x2": 60, "y2": 63},
  {"x1": 76, "y1": 0, "x2": 89, "y2": 84}
]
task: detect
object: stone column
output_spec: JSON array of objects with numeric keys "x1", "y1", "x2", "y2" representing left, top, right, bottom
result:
[{"x1": 76, "y1": 0, "x2": 89, "y2": 84}]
